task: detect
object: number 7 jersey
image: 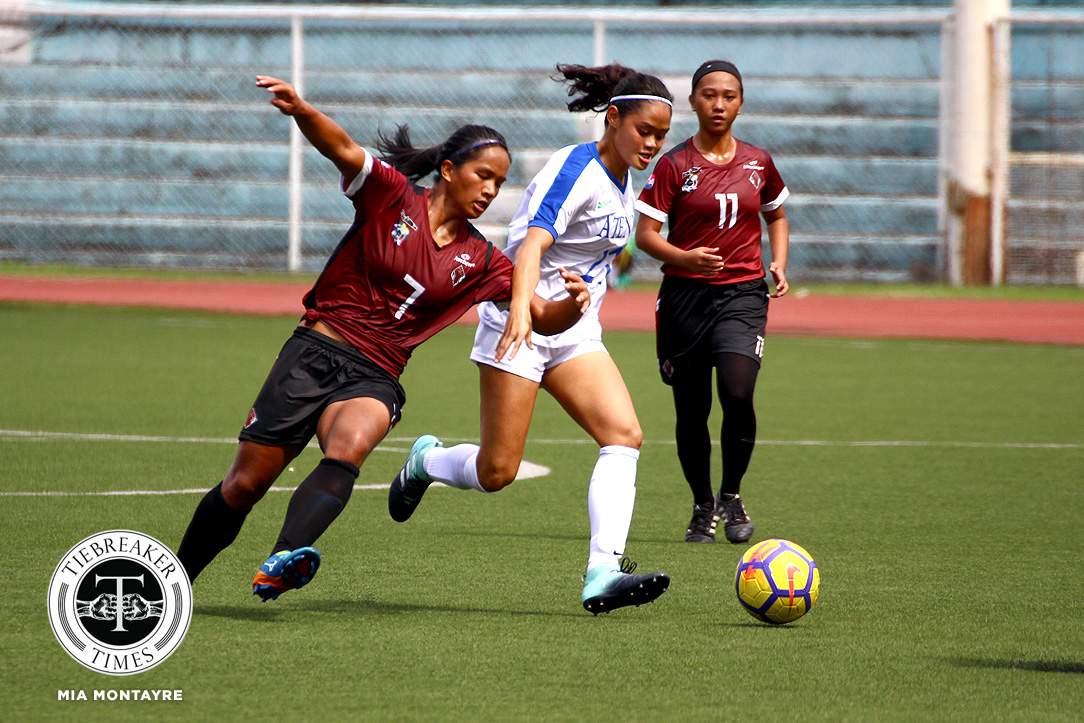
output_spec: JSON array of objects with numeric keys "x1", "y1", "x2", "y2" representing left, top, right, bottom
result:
[
  {"x1": 301, "y1": 150, "x2": 514, "y2": 379},
  {"x1": 635, "y1": 138, "x2": 789, "y2": 285}
]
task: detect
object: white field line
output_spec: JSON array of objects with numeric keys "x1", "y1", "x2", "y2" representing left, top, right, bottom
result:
[
  {"x1": 0, "y1": 428, "x2": 549, "y2": 496},
  {"x1": 386, "y1": 436, "x2": 1083, "y2": 450},
  {"x1": 0, "y1": 469, "x2": 551, "y2": 498},
  {"x1": 2, "y1": 428, "x2": 1080, "y2": 451}
]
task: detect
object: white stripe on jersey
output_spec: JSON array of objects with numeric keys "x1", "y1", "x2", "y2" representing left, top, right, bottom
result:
[{"x1": 760, "y1": 186, "x2": 790, "y2": 213}]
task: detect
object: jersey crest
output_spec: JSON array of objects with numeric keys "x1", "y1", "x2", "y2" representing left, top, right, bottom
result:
[
  {"x1": 391, "y1": 210, "x2": 417, "y2": 246},
  {"x1": 680, "y1": 166, "x2": 702, "y2": 193},
  {"x1": 748, "y1": 170, "x2": 762, "y2": 190}
]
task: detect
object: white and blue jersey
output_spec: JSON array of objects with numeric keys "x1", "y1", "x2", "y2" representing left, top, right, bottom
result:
[{"x1": 478, "y1": 142, "x2": 634, "y2": 348}]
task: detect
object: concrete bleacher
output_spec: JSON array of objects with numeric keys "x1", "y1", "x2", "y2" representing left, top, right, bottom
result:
[{"x1": 1, "y1": 4, "x2": 1080, "y2": 280}]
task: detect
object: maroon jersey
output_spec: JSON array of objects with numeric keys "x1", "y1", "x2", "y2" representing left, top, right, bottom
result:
[
  {"x1": 636, "y1": 138, "x2": 788, "y2": 285},
  {"x1": 302, "y1": 151, "x2": 513, "y2": 378}
]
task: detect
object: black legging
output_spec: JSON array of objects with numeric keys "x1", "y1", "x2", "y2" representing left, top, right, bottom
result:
[{"x1": 670, "y1": 352, "x2": 759, "y2": 506}]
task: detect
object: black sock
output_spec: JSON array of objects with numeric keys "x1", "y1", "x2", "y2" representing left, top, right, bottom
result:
[
  {"x1": 716, "y1": 353, "x2": 760, "y2": 498},
  {"x1": 273, "y1": 458, "x2": 359, "y2": 554},
  {"x1": 177, "y1": 482, "x2": 248, "y2": 583},
  {"x1": 671, "y1": 358, "x2": 715, "y2": 507}
]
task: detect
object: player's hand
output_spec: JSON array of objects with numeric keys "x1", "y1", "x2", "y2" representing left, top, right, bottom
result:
[
  {"x1": 495, "y1": 303, "x2": 533, "y2": 361},
  {"x1": 256, "y1": 75, "x2": 306, "y2": 116},
  {"x1": 558, "y1": 267, "x2": 590, "y2": 313},
  {"x1": 769, "y1": 261, "x2": 789, "y2": 298},
  {"x1": 683, "y1": 247, "x2": 725, "y2": 275}
]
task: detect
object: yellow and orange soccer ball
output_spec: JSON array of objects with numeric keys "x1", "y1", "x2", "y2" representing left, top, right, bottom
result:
[{"x1": 735, "y1": 539, "x2": 820, "y2": 624}]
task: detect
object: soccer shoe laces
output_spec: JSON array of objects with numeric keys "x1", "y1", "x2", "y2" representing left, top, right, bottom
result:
[
  {"x1": 618, "y1": 556, "x2": 638, "y2": 575},
  {"x1": 721, "y1": 495, "x2": 750, "y2": 524},
  {"x1": 687, "y1": 503, "x2": 718, "y2": 535}
]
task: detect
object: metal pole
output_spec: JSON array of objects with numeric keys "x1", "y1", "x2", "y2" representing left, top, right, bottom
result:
[
  {"x1": 590, "y1": 19, "x2": 606, "y2": 141},
  {"x1": 287, "y1": 14, "x2": 304, "y2": 272},
  {"x1": 939, "y1": 17, "x2": 957, "y2": 284},
  {"x1": 948, "y1": 0, "x2": 1009, "y2": 285},
  {"x1": 989, "y1": 16, "x2": 1011, "y2": 286}
]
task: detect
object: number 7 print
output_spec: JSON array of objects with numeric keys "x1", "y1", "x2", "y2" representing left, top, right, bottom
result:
[{"x1": 394, "y1": 274, "x2": 426, "y2": 320}]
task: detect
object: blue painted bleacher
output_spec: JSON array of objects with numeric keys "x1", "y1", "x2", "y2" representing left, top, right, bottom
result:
[{"x1": 0, "y1": 3, "x2": 1080, "y2": 280}]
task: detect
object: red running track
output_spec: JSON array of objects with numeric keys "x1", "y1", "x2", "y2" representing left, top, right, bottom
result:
[{"x1": 2, "y1": 275, "x2": 1082, "y2": 346}]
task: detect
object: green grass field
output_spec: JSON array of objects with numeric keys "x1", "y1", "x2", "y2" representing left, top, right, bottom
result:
[{"x1": 3, "y1": 302, "x2": 1083, "y2": 721}]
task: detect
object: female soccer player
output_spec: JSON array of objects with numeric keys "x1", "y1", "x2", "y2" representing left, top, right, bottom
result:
[
  {"x1": 176, "y1": 76, "x2": 588, "y2": 601},
  {"x1": 388, "y1": 64, "x2": 673, "y2": 615},
  {"x1": 634, "y1": 60, "x2": 790, "y2": 544}
]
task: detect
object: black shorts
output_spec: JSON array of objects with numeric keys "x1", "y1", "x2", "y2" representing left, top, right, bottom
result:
[
  {"x1": 238, "y1": 327, "x2": 406, "y2": 447},
  {"x1": 655, "y1": 276, "x2": 769, "y2": 385}
]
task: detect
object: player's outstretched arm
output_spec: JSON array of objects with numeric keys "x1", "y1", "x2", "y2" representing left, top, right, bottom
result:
[
  {"x1": 530, "y1": 268, "x2": 590, "y2": 336},
  {"x1": 255, "y1": 75, "x2": 366, "y2": 183},
  {"x1": 635, "y1": 215, "x2": 725, "y2": 275},
  {"x1": 495, "y1": 226, "x2": 554, "y2": 360}
]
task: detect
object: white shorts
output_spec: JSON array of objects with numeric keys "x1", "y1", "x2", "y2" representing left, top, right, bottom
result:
[{"x1": 469, "y1": 321, "x2": 607, "y2": 383}]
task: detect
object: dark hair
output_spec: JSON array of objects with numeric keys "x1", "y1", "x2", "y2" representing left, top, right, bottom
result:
[
  {"x1": 376, "y1": 124, "x2": 509, "y2": 182},
  {"x1": 692, "y1": 59, "x2": 743, "y2": 97},
  {"x1": 553, "y1": 63, "x2": 673, "y2": 115}
]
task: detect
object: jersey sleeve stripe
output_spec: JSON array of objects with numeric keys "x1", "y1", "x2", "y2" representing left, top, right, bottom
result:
[
  {"x1": 527, "y1": 218, "x2": 559, "y2": 240},
  {"x1": 530, "y1": 144, "x2": 594, "y2": 231},
  {"x1": 760, "y1": 186, "x2": 790, "y2": 212},
  {"x1": 634, "y1": 199, "x2": 668, "y2": 224},
  {"x1": 342, "y1": 147, "x2": 375, "y2": 198}
]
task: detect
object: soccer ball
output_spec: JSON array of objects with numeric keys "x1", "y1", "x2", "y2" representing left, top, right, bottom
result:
[{"x1": 735, "y1": 539, "x2": 820, "y2": 624}]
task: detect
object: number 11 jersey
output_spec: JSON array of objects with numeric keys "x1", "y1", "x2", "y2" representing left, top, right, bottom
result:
[{"x1": 635, "y1": 138, "x2": 789, "y2": 285}]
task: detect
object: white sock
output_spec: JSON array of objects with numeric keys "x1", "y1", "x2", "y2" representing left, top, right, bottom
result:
[
  {"x1": 422, "y1": 444, "x2": 487, "y2": 492},
  {"x1": 586, "y1": 445, "x2": 639, "y2": 571}
]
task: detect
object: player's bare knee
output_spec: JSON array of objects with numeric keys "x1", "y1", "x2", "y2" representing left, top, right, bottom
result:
[
  {"x1": 476, "y1": 459, "x2": 517, "y2": 492},
  {"x1": 604, "y1": 425, "x2": 643, "y2": 450},
  {"x1": 321, "y1": 438, "x2": 366, "y2": 468},
  {"x1": 221, "y1": 472, "x2": 272, "y2": 509}
]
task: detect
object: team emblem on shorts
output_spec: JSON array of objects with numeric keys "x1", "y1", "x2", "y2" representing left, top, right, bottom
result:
[
  {"x1": 680, "y1": 167, "x2": 701, "y2": 193},
  {"x1": 391, "y1": 211, "x2": 417, "y2": 246},
  {"x1": 754, "y1": 335, "x2": 765, "y2": 359},
  {"x1": 244, "y1": 407, "x2": 258, "y2": 429},
  {"x1": 47, "y1": 530, "x2": 192, "y2": 676}
]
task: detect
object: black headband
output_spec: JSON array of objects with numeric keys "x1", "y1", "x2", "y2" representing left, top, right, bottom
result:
[{"x1": 692, "y1": 60, "x2": 743, "y2": 93}]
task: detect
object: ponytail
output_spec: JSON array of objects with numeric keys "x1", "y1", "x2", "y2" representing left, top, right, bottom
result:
[
  {"x1": 553, "y1": 63, "x2": 673, "y2": 115},
  {"x1": 377, "y1": 124, "x2": 509, "y2": 182}
]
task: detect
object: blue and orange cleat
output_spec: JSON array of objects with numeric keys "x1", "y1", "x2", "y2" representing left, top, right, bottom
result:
[{"x1": 252, "y1": 547, "x2": 321, "y2": 602}]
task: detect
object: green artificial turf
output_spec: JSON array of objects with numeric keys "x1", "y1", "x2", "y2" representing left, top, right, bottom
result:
[{"x1": 2, "y1": 303, "x2": 1082, "y2": 721}]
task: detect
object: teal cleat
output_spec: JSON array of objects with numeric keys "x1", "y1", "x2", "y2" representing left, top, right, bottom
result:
[
  {"x1": 251, "y1": 547, "x2": 321, "y2": 602},
  {"x1": 581, "y1": 557, "x2": 670, "y2": 615},
  {"x1": 388, "y1": 434, "x2": 443, "y2": 522}
]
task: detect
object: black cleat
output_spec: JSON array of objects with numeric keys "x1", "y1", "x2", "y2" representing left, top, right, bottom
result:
[
  {"x1": 684, "y1": 501, "x2": 720, "y2": 543},
  {"x1": 388, "y1": 435, "x2": 442, "y2": 522},
  {"x1": 719, "y1": 493, "x2": 754, "y2": 543},
  {"x1": 581, "y1": 558, "x2": 670, "y2": 615}
]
